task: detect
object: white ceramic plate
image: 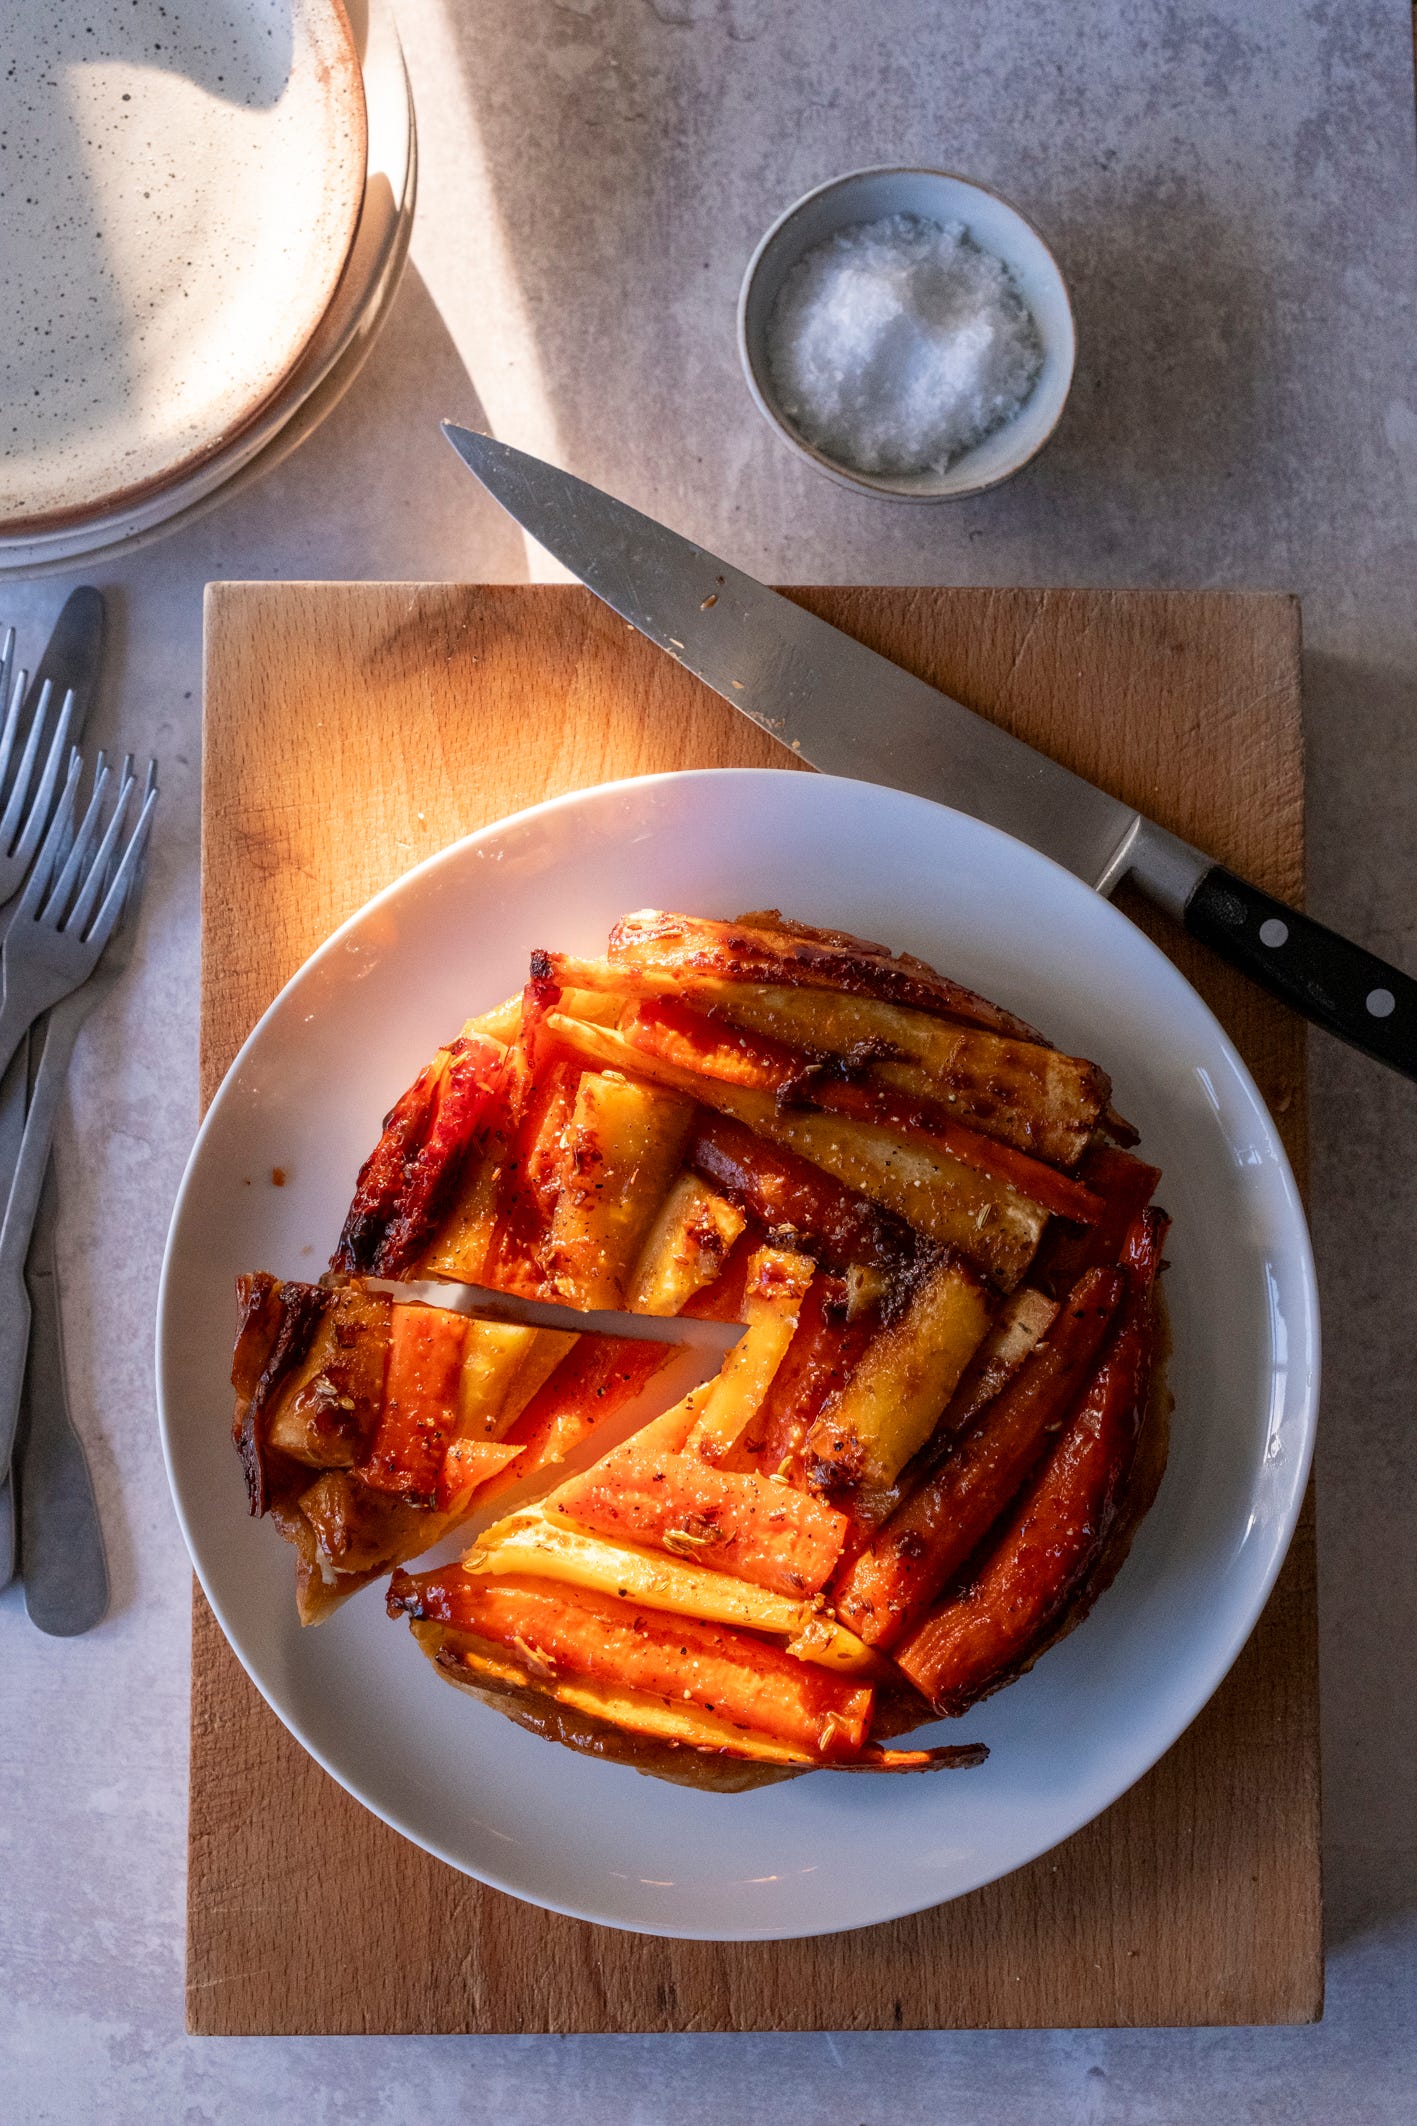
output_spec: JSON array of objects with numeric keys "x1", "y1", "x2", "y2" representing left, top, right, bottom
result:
[
  {"x1": 0, "y1": 0, "x2": 366, "y2": 530},
  {"x1": 157, "y1": 771, "x2": 1319, "y2": 1941}
]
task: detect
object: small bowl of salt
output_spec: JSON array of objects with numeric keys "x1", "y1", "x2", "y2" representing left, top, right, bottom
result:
[{"x1": 739, "y1": 167, "x2": 1075, "y2": 501}]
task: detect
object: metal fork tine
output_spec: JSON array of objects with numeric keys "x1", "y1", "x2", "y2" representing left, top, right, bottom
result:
[
  {"x1": 41, "y1": 754, "x2": 111, "y2": 928},
  {"x1": 14, "y1": 753, "x2": 82, "y2": 925},
  {"x1": 0, "y1": 665, "x2": 31, "y2": 840},
  {"x1": 65, "y1": 765, "x2": 136, "y2": 940},
  {"x1": 0, "y1": 678, "x2": 54, "y2": 852},
  {"x1": 0, "y1": 637, "x2": 16, "y2": 792},
  {"x1": 10, "y1": 687, "x2": 75, "y2": 869},
  {"x1": 78, "y1": 761, "x2": 153, "y2": 971},
  {"x1": 82, "y1": 778, "x2": 158, "y2": 953},
  {"x1": 83, "y1": 752, "x2": 129, "y2": 914}
]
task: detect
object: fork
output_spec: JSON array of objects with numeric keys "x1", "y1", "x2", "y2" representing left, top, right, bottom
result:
[
  {"x1": 0, "y1": 760, "x2": 158, "y2": 1580},
  {"x1": 0, "y1": 749, "x2": 156, "y2": 1090}
]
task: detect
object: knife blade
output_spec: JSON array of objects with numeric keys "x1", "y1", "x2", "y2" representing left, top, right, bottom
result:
[
  {"x1": 443, "y1": 425, "x2": 1417, "y2": 1085},
  {"x1": 363, "y1": 1275, "x2": 743, "y2": 1358},
  {"x1": 15, "y1": 586, "x2": 105, "y2": 753}
]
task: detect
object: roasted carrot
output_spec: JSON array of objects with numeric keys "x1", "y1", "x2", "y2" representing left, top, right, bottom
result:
[
  {"x1": 330, "y1": 1062, "x2": 440, "y2": 1275},
  {"x1": 834, "y1": 1267, "x2": 1125, "y2": 1647},
  {"x1": 552, "y1": 1012, "x2": 1046, "y2": 1286},
  {"x1": 487, "y1": 1336, "x2": 670, "y2": 1482},
  {"x1": 689, "y1": 1113, "x2": 914, "y2": 1272},
  {"x1": 481, "y1": 1053, "x2": 581, "y2": 1295},
  {"x1": 374, "y1": 1033, "x2": 506, "y2": 1276},
  {"x1": 1031, "y1": 1144, "x2": 1161, "y2": 1296},
  {"x1": 751, "y1": 1272, "x2": 879, "y2": 1476},
  {"x1": 552, "y1": 1428, "x2": 848, "y2": 1597},
  {"x1": 357, "y1": 1303, "x2": 469, "y2": 1502},
  {"x1": 684, "y1": 1247, "x2": 814, "y2": 1462},
  {"x1": 436, "y1": 1437, "x2": 524, "y2": 1514},
  {"x1": 597, "y1": 908, "x2": 1041, "y2": 1040},
  {"x1": 329, "y1": 1033, "x2": 506, "y2": 1277},
  {"x1": 623, "y1": 997, "x2": 1104, "y2": 1224},
  {"x1": 547, "y1": 956, "x2": 1105, "y2": 1165},
  {"x1": 835, "y1": 1286, "x2": 1059, "y2": 1559},
  {"x1": 896, "y1": 1212, "x2": 1165, "y2": 1710},
  {"x1": 624, "y1": 1173, "x2": 746, "y2": 1318},
  {"x1": 678, "y1": 1227, "x2": 759, "y2": 1323},
  {"x1": 389, "y1": 1570, "x2": 874, "y2": 1757},
  {"x1": 547, "y1": 1071, "x2": 694, "y2": 1307},
  {"x1": 804, "y1": 1252, "x2": 991, "y2": 1491}
]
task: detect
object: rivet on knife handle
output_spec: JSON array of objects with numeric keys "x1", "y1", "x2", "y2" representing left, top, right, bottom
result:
[{"x1": 1184, "y1": 866, "x2": 1417, "y2": 1080}]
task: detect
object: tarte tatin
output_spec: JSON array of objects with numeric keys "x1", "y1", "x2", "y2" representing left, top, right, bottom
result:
[{"x1": 232, "y1": 909, "x2": 1169, "y2": 1789}]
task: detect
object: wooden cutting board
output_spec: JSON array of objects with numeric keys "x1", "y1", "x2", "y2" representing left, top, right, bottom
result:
[{"x1": 191, "y1": 581, "x2": 1319, "y2": 2034}]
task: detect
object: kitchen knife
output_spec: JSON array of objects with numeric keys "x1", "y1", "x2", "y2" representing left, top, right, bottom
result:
[
  {"x1": 443, "y1": 425, "x2": 1417, "y2": 1085},
  {"x1": 363, "y1": 1276, "x2": 743, "y2": 1357}
]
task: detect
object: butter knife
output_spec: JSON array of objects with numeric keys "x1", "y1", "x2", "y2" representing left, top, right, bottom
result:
[
  {"x1": 442, "y1": 426, "x2": 1417, "y2": 1085},
  {"x1": 16, "y1": 1152, "x2": 108, "y2": 1633}
]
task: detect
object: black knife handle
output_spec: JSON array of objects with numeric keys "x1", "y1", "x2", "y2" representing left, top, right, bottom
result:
[{"x1": 1185, "y1": 866, "x2": 1417, "y2": 1081}]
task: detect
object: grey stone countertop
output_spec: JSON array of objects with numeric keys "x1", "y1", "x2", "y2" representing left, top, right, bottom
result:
[{"x1": 3, "y1": 2, "x2": 1416, "y2": 2119}]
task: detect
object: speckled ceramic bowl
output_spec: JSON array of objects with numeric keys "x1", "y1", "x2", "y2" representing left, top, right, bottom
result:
[
  {"x1": 0, "y1": 0, "x2": 367, "y2": 533},
  {"x1": 0, "y1": 0, "x2": 410, "y2": 577},
  {"x1": 739, "y1": 167, "x2": 1076, "y2": 502}
]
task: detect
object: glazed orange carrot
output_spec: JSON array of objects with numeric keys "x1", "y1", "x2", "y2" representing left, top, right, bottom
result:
[
  {"x1": 492, "y1": 1336, "x2": 670, "y2": 1475},
  {"x1": 833, "y1": 1267, "x2": 1124, "y2": 1647},
  {"x1": 436, "y1": 1437, "x2": 524, "y2": 1515},
  {"x1": 552, "y1": 1436, "x2": 848, "y2": 1597},
  {"x1": 690, "y1": 1113, "x2": 914, "y2": 1272},
  {"x1": 481, "y1": 1054, "x2": 581, "y2": 1295},
  {"x1": 624, "y1": 998, "x2": 1105, "y2": 1223},
  {"x1": 1031, "y1": 1144, "x2": 1161, "y2": 1297},
  {"x1": 331, "y1": 1030, "x2": 507, "y2": 1277},
  {"x1": 376, "y1": 1033, "x2": 508, "y2": 1276},
  {"x1": 752, "y1": 1272, "x2": 878, "y2": 1476},
  {"x1": 357, "y1": 1303, "x2": 470, "y2": 1502},
  {"x1": 330, "y1": 1063, "x2": 440, "y2": 1275},
  {"x1": 896, "y1": 1211, "x2": 1165, "y2": 1710},
  {"x1": 388, "y1": 1570, "x2": 873, "y2": 1757}
]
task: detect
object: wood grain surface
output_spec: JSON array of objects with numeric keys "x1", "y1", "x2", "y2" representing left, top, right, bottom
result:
[{"x1": 190, "y1": 581, "x2": 1319, "y2": 2034}]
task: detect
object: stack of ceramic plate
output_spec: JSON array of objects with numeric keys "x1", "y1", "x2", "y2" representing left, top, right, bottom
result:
[{"x1": 0, "y1": 0, "x2": 414, "y2": 579}]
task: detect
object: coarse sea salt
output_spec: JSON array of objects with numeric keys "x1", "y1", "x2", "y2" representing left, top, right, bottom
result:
[{"x1": 766, "y1": 213, "x2": 1044, "y2": 478}]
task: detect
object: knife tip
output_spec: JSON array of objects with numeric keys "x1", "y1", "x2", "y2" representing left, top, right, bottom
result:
[{"x1": 441, "y1": 419, "x2": 488, "y2": 455}]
